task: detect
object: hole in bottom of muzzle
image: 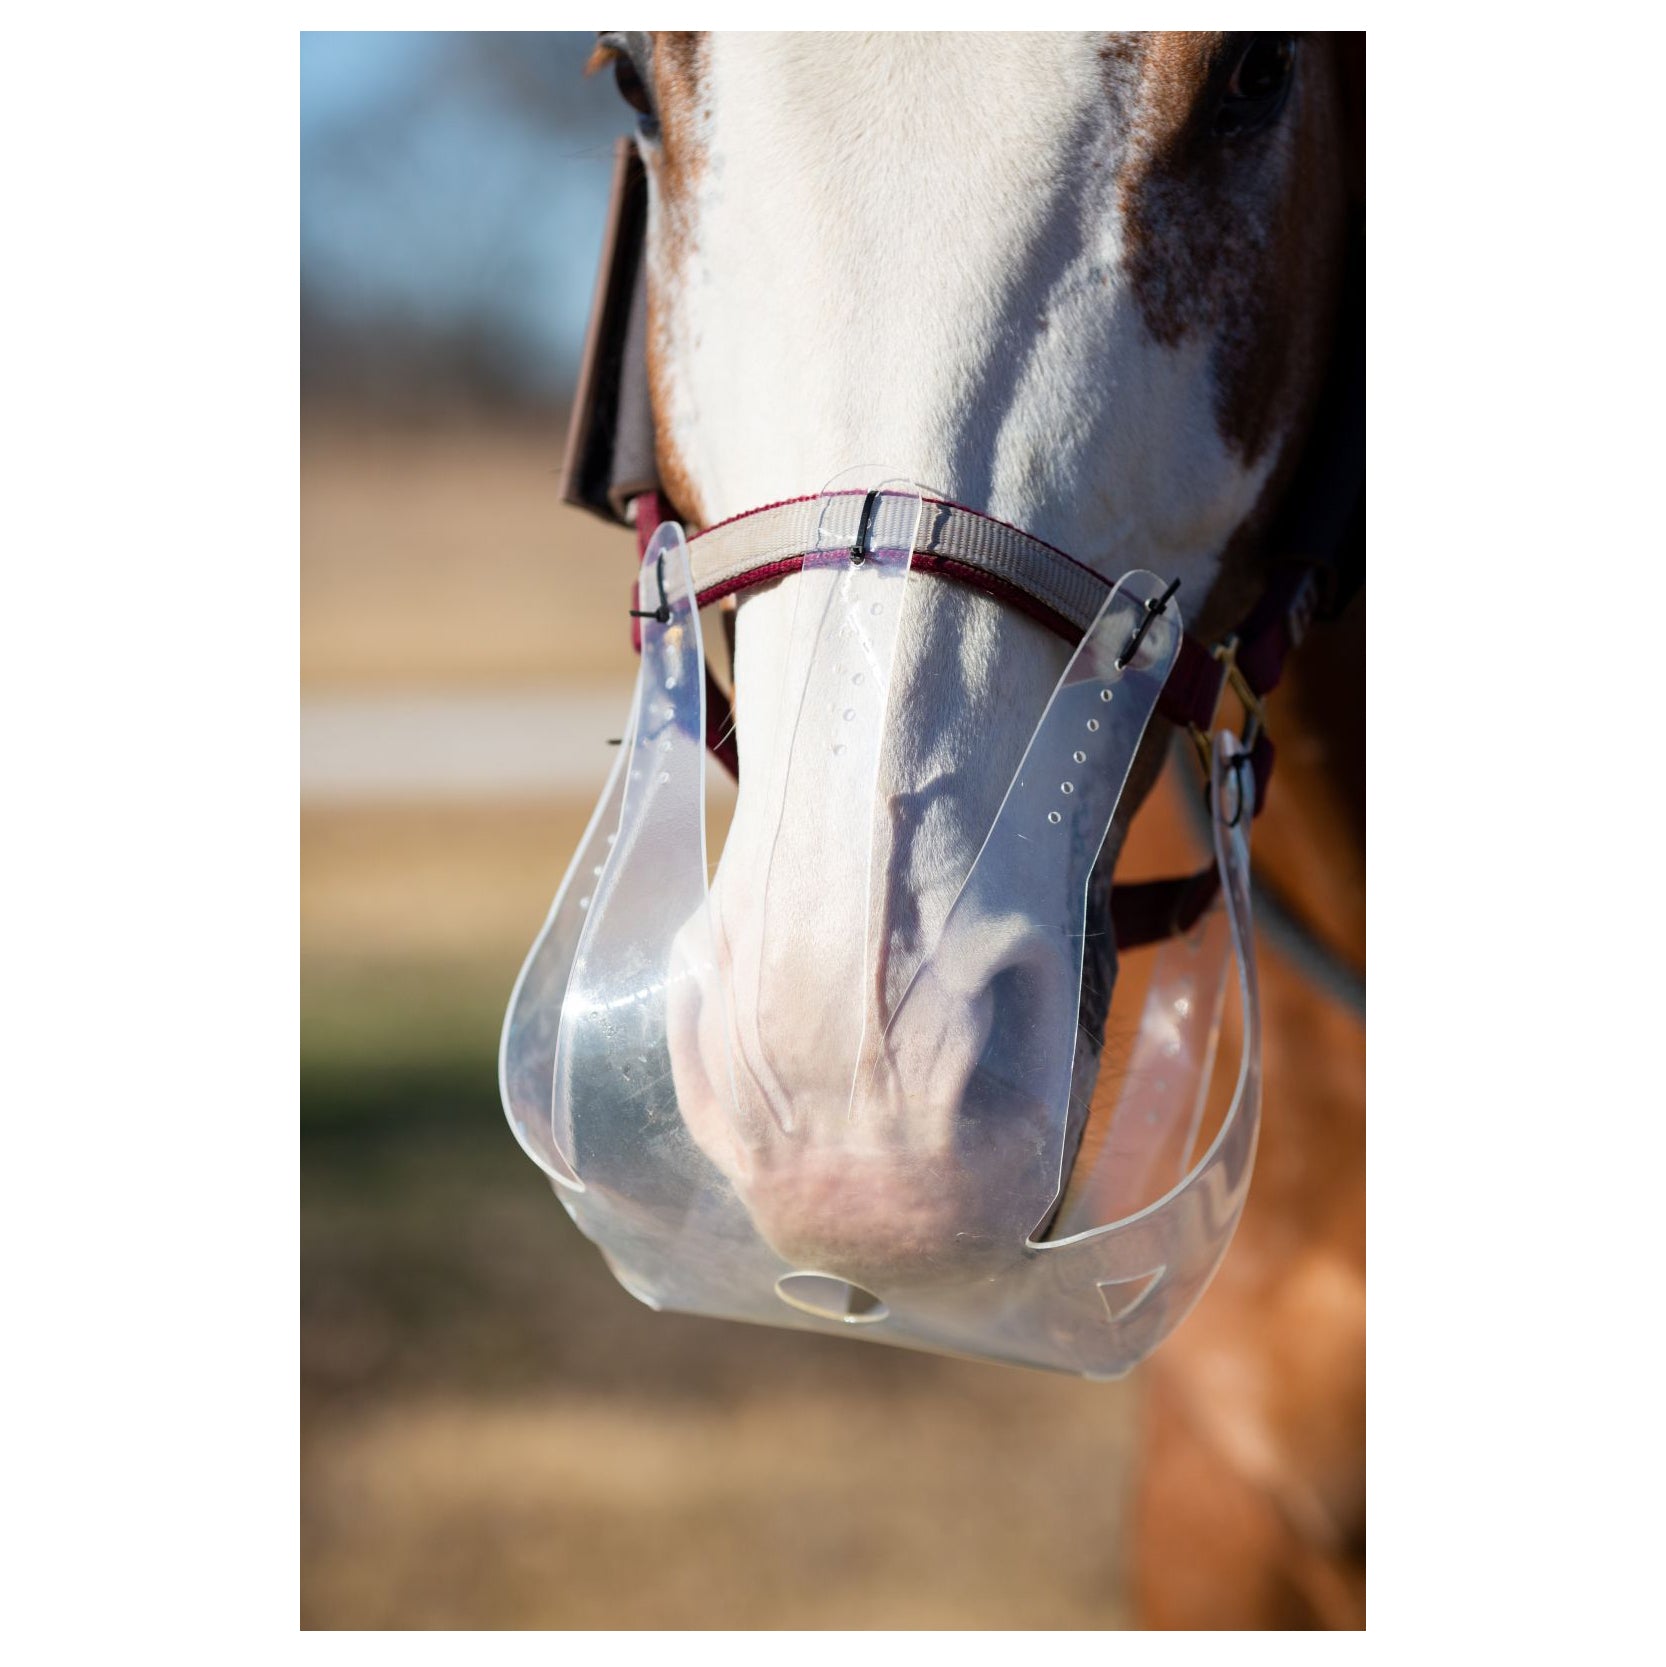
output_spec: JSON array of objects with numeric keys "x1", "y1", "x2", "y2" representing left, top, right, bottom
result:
[{"x1": 775, "y1": 1272, "x2": 889, "y2": 1325}]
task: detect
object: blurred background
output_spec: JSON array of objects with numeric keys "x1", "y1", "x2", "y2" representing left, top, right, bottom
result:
[{"x1": 300, "y1": 31, "x2": 1145, "y2": 1628}]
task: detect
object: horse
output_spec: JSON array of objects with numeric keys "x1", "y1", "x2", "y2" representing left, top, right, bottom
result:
[{"x1": 573, "y1": 29, "x2": 1364, "y2": 1627}]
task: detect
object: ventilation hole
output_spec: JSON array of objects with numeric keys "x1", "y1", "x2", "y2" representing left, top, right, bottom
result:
[
  {"x1": 1100, "y1": 687, "x2": 1114, "y2": 702},
  {"x1": 851, "y1": 671, "x2": 864, "y2": 685},
  {"x1": 842, "y1": 708, "x2": 856, "y2": 721},
  {"x1": 1087, "y1": 719, "x2": 1100, "y2": 732},
  {"x1": 775, "y1": 1273, "x2": 889, "y2": 1325},
  {"x1": 1048, "y1": 811, "x2": 1062, "y2": 825},
  {"x1": 1061, "y1": 782, "x2": 1075, "y2": 794},
  {"x1": 1073, "y1": 750, "x2": 1087, "y2": 763},
  {"x1": 831, "y1": 743, "x2": 846, "y2": 756},
  {"x1": 657, "y1": 771, "x2": 670, "y2": 784},
  {"x1": 870, "y1": 602, "x2": 883, "y2": 615}
]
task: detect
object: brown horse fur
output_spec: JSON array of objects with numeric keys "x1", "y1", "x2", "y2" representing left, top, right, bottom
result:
[{"x1": 1122, "y1": 597, "x2": 1365, "y2": 1628}]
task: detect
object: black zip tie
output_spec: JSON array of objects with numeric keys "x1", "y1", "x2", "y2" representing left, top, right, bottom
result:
[
  {"x1": 628, "y1": 546, "x2": 672, "y2": 625},
  {"x1": 850, "y1": 488, "x2": 882, "y2": 565},
  {"x1": 1116, "y1": 576, "x2": 1181, "y2": 669}
]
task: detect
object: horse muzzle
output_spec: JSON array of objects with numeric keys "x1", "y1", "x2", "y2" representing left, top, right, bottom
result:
[{"x1": 501, "y1": 477, "x2": 1262, "y2": 1379}]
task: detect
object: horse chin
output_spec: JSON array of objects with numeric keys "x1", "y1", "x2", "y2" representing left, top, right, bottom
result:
[
  {"x1": 741, "y1": 1146, "x2": 1034, "y2": 1291},
  {"x1": 668, "y1": 975, "x2": 1107, "y2": 1290}
]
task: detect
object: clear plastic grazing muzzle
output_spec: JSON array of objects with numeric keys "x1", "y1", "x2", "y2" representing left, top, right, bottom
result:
[{"x1": 501, "y1": 479, "x2": 1262, "y2": 1379}]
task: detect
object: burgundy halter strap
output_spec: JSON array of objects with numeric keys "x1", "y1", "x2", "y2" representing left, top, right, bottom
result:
[{"x1": 626, "y1": 488, "x2": 1316, "y2": 951}]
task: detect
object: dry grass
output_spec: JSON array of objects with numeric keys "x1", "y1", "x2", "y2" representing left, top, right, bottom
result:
[
  {"x1": 303, "y1": 1385, "x2": 1141, "y2": 1629},
  {"x1": 301, "y1": 421, "x2": 638, "y2": 690},
  {"x1": 302, "y1": 798, "x2": 599, "y2": 965}
]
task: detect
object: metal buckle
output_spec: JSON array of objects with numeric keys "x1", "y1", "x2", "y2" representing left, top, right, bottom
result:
[{"x1": 1187, "y1": 635, "x2": 1268, "y2": 778}]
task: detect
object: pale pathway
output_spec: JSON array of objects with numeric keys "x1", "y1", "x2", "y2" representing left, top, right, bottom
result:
[{"x1": 300, "y1": 689, "x2": 634, "y2": 803}]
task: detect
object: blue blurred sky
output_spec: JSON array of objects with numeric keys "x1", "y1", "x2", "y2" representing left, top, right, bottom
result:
[{"x1": 300, "y1": 31, "x2": 626, "y2": 402}]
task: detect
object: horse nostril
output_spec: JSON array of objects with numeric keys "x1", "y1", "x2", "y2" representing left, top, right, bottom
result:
[{"x1": 970, "y1": 925, "x2": 1077, "y2": 1095}]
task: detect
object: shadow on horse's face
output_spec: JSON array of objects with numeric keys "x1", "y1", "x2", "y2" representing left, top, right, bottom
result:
[{"x1": 609, "y1": 31, "x2": 1355, "y2": 1278}]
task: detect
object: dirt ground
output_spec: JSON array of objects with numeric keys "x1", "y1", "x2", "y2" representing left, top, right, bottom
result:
[{"x1": 301, "y1": 422, "x2": 1147, "y2": 1629}]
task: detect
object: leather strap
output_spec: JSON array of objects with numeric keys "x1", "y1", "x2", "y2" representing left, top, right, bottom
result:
[
  {"x1": 683, "y1": 493, "x2": 1290, "y2": 812},
  {"x1": 562, "y1": 139, "x2": 659, "y2": 522},
  {"x1": 621, "y1": 488, "x2": 1317, "y2": 949},
  {"x1": 689, "y1": 493, "x2": 1107, "y2": 639},
  {"x1": 679, "y1": 492, "x2": 1291, "y2": 952}
]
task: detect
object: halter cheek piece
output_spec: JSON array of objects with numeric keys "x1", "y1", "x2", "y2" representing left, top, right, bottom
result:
[{"x1": 564, "y1": 139, "x2": 1362, "y2": 949}]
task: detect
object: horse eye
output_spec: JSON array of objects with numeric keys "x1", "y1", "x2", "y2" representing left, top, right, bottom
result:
[
  {"x1": 612, "y1": 53, "x2": 654, "y2": 119},
  {"x1": 1214, "y1": 34, "x2": 1295, "y2": 138}
]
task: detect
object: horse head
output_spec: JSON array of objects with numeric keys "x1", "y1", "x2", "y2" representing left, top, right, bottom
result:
[{"x1": 589, "y1": 31, "x2": 1360, "y2": 1288}]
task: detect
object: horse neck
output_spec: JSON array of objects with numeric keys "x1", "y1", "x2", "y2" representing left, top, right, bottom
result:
[{"x1": 1254, "y1": 596, "x2": 1365, "y2": 970}]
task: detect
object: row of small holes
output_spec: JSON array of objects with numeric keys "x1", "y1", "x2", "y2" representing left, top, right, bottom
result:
[
  {"x1": 830, "y1": 606, "x2": 881, "y2": 752},
  {"x1": 1050, "y1": 688, "x2": 1115, "y2": 826}
]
